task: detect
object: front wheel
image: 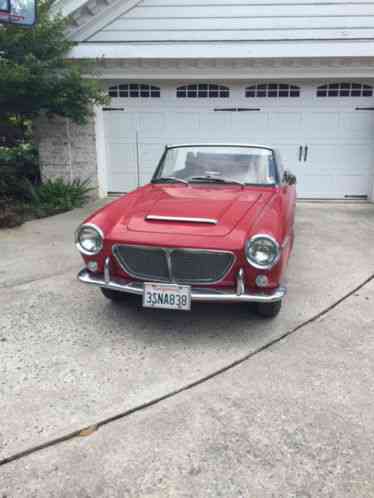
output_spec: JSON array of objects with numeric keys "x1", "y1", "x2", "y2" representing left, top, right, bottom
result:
[
  {"x1": 100, "y1": 287, "x2": 127, "y2": 302},
  {"x1": 255, "y1": 300, "x2": 282, "y2": 318}
]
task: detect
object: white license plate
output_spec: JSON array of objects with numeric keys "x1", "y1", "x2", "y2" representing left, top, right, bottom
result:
[{"x1": 143, "y1": 282, "x2": 191, "y2": 311}]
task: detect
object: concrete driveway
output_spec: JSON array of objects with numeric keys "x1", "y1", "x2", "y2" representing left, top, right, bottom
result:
[{"x1": 0, "y1": 201, "x2": 374, "y2": 496}]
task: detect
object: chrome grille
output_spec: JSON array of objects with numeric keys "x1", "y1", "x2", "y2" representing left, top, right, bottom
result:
[
  {"x1": 171, "y1": 250, "x2": 234, "y2": 284},
  {"x1": 113, "y1": 245, "x2": 235, "y2": 284},
  {"x1": 113, "y1": 245, "x2": 170, "y2": 282}
]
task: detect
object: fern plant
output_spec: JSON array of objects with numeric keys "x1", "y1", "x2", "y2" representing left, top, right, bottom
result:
[{"x1": 27, "y1": 177, "x2": 94, "y2": 213}]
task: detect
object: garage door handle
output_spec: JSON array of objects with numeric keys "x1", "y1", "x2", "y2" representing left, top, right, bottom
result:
[
  {"x1": 298, "y1": 146, "x2": 303, "y2": 162},
  {"x1": 237, "y1": 108, "x2": 261, "y2": 112},
  {"x1": 303, "y1": 145, "x2": 308, "y2": 162}
]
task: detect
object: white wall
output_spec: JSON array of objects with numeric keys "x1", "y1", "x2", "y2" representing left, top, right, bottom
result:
[{"x1": 87, "y1": 0, "x2": 374, "y2": 42}]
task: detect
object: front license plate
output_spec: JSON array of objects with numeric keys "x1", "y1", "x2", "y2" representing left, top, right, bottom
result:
[{"x1": 143, "y1": 282, "x2": 191, "y2": 311}]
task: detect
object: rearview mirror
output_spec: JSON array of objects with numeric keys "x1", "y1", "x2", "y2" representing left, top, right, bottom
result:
[
  {"x1": 283, "y1": 170, "x2": 297, "y2": 186},
  {"x1": 0, "y1": 0, "x2": 37, "y2": 27}
]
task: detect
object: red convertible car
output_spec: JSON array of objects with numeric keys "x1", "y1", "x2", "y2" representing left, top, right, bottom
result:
[{"x1": 76, "y1": 144, "x2": 296, "y2": 318}]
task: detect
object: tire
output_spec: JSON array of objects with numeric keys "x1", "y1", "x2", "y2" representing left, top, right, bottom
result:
[
  {"x1": 100, "y1": 287, "x2": 127, "y2": 301},
  {"x1": 256, "y1": 300, "x2": 282, "y2": 318}
]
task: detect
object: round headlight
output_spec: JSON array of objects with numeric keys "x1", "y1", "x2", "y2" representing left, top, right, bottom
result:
[
  {"x1": 245, "y1": 235, "x2": 280, "y2": 270},
  {"x1": 76, "y1": 224, "x2": 103, "y2": 255}
]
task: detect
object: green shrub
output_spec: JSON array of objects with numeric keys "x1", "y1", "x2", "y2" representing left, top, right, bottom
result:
[
  {"x1": 27, "y1": 177, "x2": 94, "y2": 214},
  {"x1": 0, "y1": 161, "x2": 93, "y2": 228},
  {"x1": 0, "y1": 144, "x2": 40, "y2": 201}
]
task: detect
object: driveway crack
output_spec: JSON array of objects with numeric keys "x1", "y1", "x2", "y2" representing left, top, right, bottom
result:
[{"x1": 1, "y1": 273, "x2": 373, "y2": 467}]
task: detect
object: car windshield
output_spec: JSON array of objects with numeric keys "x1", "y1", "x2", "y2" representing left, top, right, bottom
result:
[{"x1": 154, "y1": 146, "x2": 277, "y2": 185}]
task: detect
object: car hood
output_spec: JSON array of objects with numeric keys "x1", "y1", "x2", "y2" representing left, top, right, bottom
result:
[{"x1": 117, "y1": 185, "x2": 273, "y2": 238}]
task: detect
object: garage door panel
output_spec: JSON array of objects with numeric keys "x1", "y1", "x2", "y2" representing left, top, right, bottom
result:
[
  {"x1": 108, "y1": 172, "x2": 139, "y2": 192},
  {"x1": 273, "y1": 144, "x2": 300, "y2": 167},
  {"x1": 104, "y1": 113, "x2": 137, "y2": 141},
  {"x1": 340, "y1": 112, "x2": 374, "y2": 139},
  {"x1": 231, "y1": 113, "x2": 268, "y2": 140},
  {"x1": 307, "y1": 143, "x2": 373, "y2": 174},
  {"x1": 138, "y1": 144, "x2": 165, "y2": 184},
  {"x1": 333, "y1": 174, "x2": 372, "y2": 197},
  {"x1": 268, "y1": 112, "x2": 303, "y2": 137},
  {"x1": 297, "y1": 143, "x2": 372, "y2": 197},
  {"x1": 137, "y1": 113, "x2": 167, "y2": 137},
  {"x1": 301, "y1": 174, "x2": 334, "y2": 197},
  {"x1": 300, "y1": 174, "x2": 370, "y2": 198},
  {"x1": 302, "y1": 112, "x2": 340, "y2": 138},
  {"x1": 106, "y1": 142, "x2": 138, "y2": 192},
  {"x1": 199, "y1": 113, "x2": 233, "y2": 139},
  {"x1": 103, "y1": 84, "x2": 374, "y2": 196},
  {"x1": 166, "y1": 112, "x2": 200, "y2": 139}
]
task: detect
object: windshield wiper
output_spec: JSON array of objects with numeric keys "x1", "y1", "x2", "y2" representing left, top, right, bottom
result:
[
  {"x1": 153, "y1": 176, "x2": 189, "y2": 185},
  {"x1": 189, "y1": 176, "x2": 244, "y2": 186}
]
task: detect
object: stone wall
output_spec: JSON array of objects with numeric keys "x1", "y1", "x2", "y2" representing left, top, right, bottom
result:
[{"x1": 34, "y1": 113, "x2": 98, "y2": 196}]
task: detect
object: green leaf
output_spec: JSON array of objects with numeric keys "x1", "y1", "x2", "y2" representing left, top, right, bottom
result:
[
  {"x1": 27, "y1": 177, "x2": 94, "y2": 211},
  {"x1": 0, "y1": 0, "x2": 108, "y2": 123}
]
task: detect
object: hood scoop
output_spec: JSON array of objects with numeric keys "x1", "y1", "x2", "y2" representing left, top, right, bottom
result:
[{"x1": 146, "y1": 215, "x2": 218, "y2": 225}]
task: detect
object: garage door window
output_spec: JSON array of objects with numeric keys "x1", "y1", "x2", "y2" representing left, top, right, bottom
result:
[
  {"x1": 108, "y1": 84, "x2": 161, "y2": 98},
  {"x1": 176, "y1": 84, "x2": 230, "y2": 98},
  {"x1": 245, "y1": 83, "x2": 300, "y2": 98},
  {"x1": 316, "y1": 83, "x2": 373, "y2": 97}
]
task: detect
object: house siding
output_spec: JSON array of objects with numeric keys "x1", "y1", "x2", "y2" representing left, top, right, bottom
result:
[{"x1": 87, "y1": 0, "x2": 374, "y2": 42}]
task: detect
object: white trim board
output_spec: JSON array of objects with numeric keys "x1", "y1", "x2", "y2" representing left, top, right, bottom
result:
[
  {"x1": 69, "y1": 41, "x2": 374, "y2": 60},
  {"x1": 82, "y1": 58, "x2": 374, "y2": 80},
  {"x1": 50, "y1": 0, "x2": 89, "y2": 17},
  {"x1": 94, "y1": 105, "x2": 108, "y2": 198},
  {"x1": 70, "y1": 0, "x2": 144, "y2": 42}
]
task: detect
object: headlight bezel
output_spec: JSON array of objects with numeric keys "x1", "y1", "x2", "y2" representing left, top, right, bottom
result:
[
  {"x1": 75, "y1": 223, "x2": 104, "y2": 256},
  {"x1": 245, "y1": 234, "x2": 281, "y2": 270}
]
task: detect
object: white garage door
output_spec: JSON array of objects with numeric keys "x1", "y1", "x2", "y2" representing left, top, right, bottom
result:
[{"x1": 103, "y1": 81, "x2": 374, "y2": 199}]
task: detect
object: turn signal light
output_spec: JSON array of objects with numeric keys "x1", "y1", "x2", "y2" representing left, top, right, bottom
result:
[
  {"x1": 87, "y1": 261, "x2": 99, "y2": 273},
  {"x1": 256, "y1": 275, "x2": 269, "y2": 288}
]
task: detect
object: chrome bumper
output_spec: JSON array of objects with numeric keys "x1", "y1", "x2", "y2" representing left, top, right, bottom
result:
[{"x1": 77, "y1": 265, "x2": 286, "y2": 304}]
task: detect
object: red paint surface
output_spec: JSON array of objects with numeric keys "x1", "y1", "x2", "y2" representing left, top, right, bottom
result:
[{"x1": 81, "y1": 182, "x2": 296, "y2": 291}]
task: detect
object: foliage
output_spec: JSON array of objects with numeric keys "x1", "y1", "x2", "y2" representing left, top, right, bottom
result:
[
  {"x1": 27, "y1": 177, "x2": 94, "y2": 214},
  {"x1": 0, "y1": 0, "x2": 108, "y2": 125},
  {"x1": 0, "y1": 2, "x2": 99, "y2": 228},
  {"x1": 0, "y1": 143, "x2": 40, "y2": 201},
  {"x1": 0, "y1": 206, "x2": 24, "y2": 228},
  {"x1": 0, "y1": 145, "x2": 93, "y2": 227}
]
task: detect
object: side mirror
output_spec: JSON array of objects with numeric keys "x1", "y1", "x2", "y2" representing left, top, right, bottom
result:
[
  {"x1": 283, "y1": 170, "x2": 297, "y2": 186},
  {"x1": 0, "y1": 0, "x2": 37, "y2": 27}
]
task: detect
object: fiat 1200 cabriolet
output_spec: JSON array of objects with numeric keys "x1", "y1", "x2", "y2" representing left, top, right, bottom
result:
[{"x1": 76, "y1": 144, "x2": 296, "y2": 318}]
